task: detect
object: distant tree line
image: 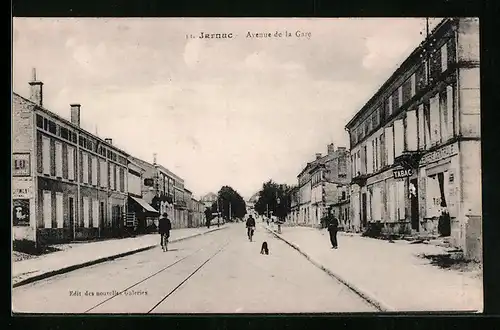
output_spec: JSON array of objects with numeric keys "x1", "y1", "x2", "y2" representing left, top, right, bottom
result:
[
  {"x1": 254, "y1": 180, "x2": 293, "y2": 221},
  {"x1": 204, "y1": 186, "x2": 247, "y2": 222}
]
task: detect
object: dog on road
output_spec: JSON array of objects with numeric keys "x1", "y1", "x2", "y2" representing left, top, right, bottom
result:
[{"x1": 260, "y1": 241, "x2": 269, "y2": 255}]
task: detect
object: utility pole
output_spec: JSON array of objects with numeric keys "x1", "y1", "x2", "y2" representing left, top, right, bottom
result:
[{"x1": 229, "y1": 202, "x2": 231, "y2": 222}]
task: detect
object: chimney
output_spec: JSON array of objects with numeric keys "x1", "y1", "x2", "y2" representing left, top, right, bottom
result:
[
  {"x1": 327, "y1": 143, "x2": 335, "y2": 154},
  {"x1": 105, "y1": 138, "x2": 113, "y2": 145},
  {"x1": 28, "y1": 68, "x2": 43, "y2": 106},
  {"x1": 70, "y1": 104, "x2": 81, "y2": 126},
  {"x1": 315, "y1": 153, "x2": 322, "y2": 160}
]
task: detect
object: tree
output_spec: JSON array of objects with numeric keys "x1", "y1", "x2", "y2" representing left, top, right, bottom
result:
[
  {"x1": 254, "y1": 180, "x2": 293, "y2": 221},
  {"x1": 210, "y1": 186, "x2": 247, "y2": 221}
]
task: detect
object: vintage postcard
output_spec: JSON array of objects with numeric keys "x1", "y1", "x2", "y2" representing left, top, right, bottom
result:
[{"x1": 12, "y1": 17, "x2": 482, "y2": 314}]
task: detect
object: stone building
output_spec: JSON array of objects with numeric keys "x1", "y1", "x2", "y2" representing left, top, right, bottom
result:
[
  {"x1": 296, "y1": 143, "x2": 351, "y2": 227},
  {"x1": 13, "y1": 72, "x2": 129, "y2": 246},
  {"x1": 345, "y1": 18, "x2": 481, "y2": 259}
]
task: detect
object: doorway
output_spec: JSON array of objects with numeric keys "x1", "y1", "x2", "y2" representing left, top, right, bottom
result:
[
  {"x1": 68, "y1": 197, "x2": 75, "y2": 239},
  {"x1": 361, "y1": 193, "x2": 367, "y2": 228},
  {"x1": 410, "y1": 179, "x2": 419, "y2": 231}
]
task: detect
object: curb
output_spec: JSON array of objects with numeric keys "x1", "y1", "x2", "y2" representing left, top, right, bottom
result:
[
  {"x1": 263, "y1": 225, "x2": 394, "y2": 312},
  {"x1": 13, "y1": 226, "x2": 228, "y2": 288}
]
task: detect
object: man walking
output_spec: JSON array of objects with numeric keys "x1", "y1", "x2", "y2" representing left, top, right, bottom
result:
[
  {"x1": 327, "y1": 210, "x2": 339, "y2": 249},
  {"x1": 159, "y1": 212, "x2": 172, "y2": 252}
]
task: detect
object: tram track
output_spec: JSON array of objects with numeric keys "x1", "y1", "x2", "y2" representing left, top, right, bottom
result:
[{"x1": 84, "y1": 238, "x2": 231, "y2": 314}]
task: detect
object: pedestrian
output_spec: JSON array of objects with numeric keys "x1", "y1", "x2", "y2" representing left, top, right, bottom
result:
[
  {"x1": 327, "y1": 211, "x2": 339, "y2": 249},
  {"x1": 158, "y1": 212, "x2": 172, "y2": 252},
  {"x1": 246, "y1": 214, "x2": 256, "y2": 241}
]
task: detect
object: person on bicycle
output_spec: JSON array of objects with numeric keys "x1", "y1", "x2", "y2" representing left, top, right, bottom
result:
[
  {"x1": 246, "y1": 214, "x2": 256, "y2": 241},
  {"x1": 159, "y1": 212, "x2": 172, "y2": 252}
]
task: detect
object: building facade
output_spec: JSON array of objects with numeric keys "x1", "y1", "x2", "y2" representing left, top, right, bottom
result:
[
  {"x1": 126, "y1": 160, "x2": 159, "y2": 233},
  {"x1": 345, "y1": 18, "x2": 480, "y2": 257},
  {"x1": 296, "y1": 143, "x2": 351, "y2": 227},
  {"x1": 201, "y1": 192, "x2": 218, "y2": 210},
  {"x1": 13, "y1": 75, "x2": 129, "y2": 246}
]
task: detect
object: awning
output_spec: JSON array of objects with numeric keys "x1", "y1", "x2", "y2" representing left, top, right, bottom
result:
[{"x1": 130, "y1": 196, "x2": 159, "y2": 214}]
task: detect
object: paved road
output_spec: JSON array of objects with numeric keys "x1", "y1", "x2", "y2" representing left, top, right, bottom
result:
[{"x1": 12, "y1": 223, "x2": 376, "y2": 313}]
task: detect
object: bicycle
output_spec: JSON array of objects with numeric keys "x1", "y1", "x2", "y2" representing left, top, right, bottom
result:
[
  {"x1": 247, "y1": 226, "x2": 255, "y2": 242},
  {"x1": 161, "y1": 232, "x2": 170, "y2": 252}
]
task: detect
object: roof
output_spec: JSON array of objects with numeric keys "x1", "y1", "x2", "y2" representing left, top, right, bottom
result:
[
  {"x1": 129, "y1": 196, "x2": 159, "y2": 214},
  {"x1": 14, "y1": 92, "x2": 131, "y2": 157},
  {"x1": 345, "y1": 18, "x2": 453, "y2": 130},
  {"x1": 154, "y1": 163, "x2": 183, "y2": 183}
]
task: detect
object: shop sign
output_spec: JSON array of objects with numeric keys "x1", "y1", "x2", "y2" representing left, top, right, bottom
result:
[
  {"x1": 420, "y1": 142, "x2": 458, "y2": 165},
  {"x1": 12, "y1": 177, "x2": 33, "y2": 199},
  {"x1": 393, "y1": 168, "x2": 413, "y2": 179},
  {"x1": 12, "y1": 153, "x2": 31, "y2": 176},
  {"x1": 13, "y1": 199, "x2": 30, "y2": 226}
]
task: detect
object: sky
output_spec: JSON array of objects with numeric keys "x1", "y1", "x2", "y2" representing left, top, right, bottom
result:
[{"x1": 12, "y1": 18, "x2": 443, "y2": 200}]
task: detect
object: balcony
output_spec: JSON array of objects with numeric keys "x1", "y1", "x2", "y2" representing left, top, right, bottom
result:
[
  {"x1": 351, "y1": 172, "x2": 369, "y2": 186},
  {"x1": 394, "y1": 150, "x2": 423, "y2": 169},
  {"x1": 175, "y1": 200, "x2": 187, "y2": 209}
]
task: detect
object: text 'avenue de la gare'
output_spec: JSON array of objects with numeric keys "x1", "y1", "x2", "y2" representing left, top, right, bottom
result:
[{"x1": 188, "y1": 31, "x2": 312, "y2": 39}]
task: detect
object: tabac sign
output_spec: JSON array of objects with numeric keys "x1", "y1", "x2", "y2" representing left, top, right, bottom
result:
[{"x1": 393, "y1": 168, "x2": 413, "y2": 179}]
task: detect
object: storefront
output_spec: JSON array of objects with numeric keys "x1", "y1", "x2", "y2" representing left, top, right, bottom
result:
[{"x1": 418, "y1": 141, "x2": 459, "y2": 238}]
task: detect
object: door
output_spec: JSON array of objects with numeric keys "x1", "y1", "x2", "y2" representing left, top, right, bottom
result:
[
  {"x1": 361, "y1": 193, "x2": 367, "y2": 228},
  {"x1": 68, "y1": 197, "x2": 75, "y2": 239},
  {"x1": 100, "y1": 202, "x2": 105, "y2": 229},
  {"x1": 410, "y1": 179, "x2": 419, "y2": 231}
]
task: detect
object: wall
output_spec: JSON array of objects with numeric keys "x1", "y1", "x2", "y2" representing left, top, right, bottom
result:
[{"x1": 12, "y1": 95, "x2": 36, "y2": 242}]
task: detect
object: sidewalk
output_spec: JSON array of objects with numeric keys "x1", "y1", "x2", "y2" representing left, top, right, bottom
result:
[
  {"x1": 12, "y1": 225, "x2": 227, "y2": 288},
  {"x1": 264, "y1": 225, "x2": 482, "y2": 312}
]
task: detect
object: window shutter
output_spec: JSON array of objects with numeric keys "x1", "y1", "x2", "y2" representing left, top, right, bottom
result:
[{"x1": 406, "y1": 110, "x2": 418, "y2": 151}]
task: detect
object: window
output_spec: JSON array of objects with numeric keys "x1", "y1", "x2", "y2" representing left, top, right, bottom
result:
[
  {"x1": 424, "y1": 102, "x2": 432, "y2": 149},
  {"x1": 36, "y1": 115, "x2": 43, "y2": 128},
  {"x1": 394, "y1": 119, "x2": 404, "y2": 158},
  {"x1": 411, "y1": 73, "x2": 416, "y2": 97},
  {"x1": 385, "y1": 126, "x2": 394, "y2": 166},
  {"x1": 402, "y1": 78, "x2": 412, "y2": 104},
  {"x1": 418, "y1": 104, "x2": 425, "y2": 150},
  {"x1": 366, "y1": 139, "x2": 373, "y2": 174},
  {"x1": 56, "y1": 192, "x2": 63, "y2": 228},
  {"x1": 92, "y1": 199, "x2": 99, "y2": 228},
  {"x1": 100, "y1": 160, "x2": 107, "y2": 188},
  {"x1": 406, "y1": 110, "x2": 418, "y2": 151},
  {"x1": 426, "y1": 172, "x2": 448, "y2": 218},
  {"x1": 116, "y1": 166, "x2": 121, "y2": 192},
  {"x1": 82, "y1": 152, "x2": 89, "y2": 184},
  {"x1": 120, "y1": 168, "x2": 125, "y2": 192},
  {"x1": 43, "y1": 190, "x2": 52, "y2": 228},
  {"x1": 83, "y1": 197, "x2": 90, "y2": 228},
  {"x1": 441, "y1": 42, "x2": 448, "y2": 72},
  {"x1": 440, "y1": 90, "x2": 449, "y2": 142},
  {"x1": 42, "y1": 136, "x2": 51, "y2": 175},
  {"x1": 374, "y1": 137, "x2": 379, "y2": 171},
  {"x1": 91, "y1": 156, "x2": 98, "y2": 186},
  {"x1": 446, "y1": 85, "x2": 455, "y2": 138},
  {"x1": 55, "y1": 141, "x2": 63, "y2": 177},
  {"x1": 398, "y1": 86, "x2": 403, "y2": 107},
  {"x1": 371, "y1": 109, "x2": 379, "y2": 129},
  {"x1": 392, "y1": 90, "x2": 399, "y2": 112},
  {"x1": 430, "y1": 48, "x2": 442, "y2": 81},
  {"x1": 110, "y1": 164, "x2": 115, "y2": 190},
  {"x1": 68, "y1": 146, "x2": 75, "y2": 181},
  {"x1": 387, "y1": 96, "x2": 393, "y2": 117},
  {"x1": 416, "y1": 61, "x2": 427, "y2": 92},
  {"x1": 48, "y1": 120, "x2": 56, "y2": 134},
  {"x1": 60, "y1": 127, "x2": 69, "y2": 140},
  {"x1": 380, "y1": 134, "x2": 385, "y2": 168},
  {"x1": 429, "y1": 94, "x2": 440, "y2": 146}
]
